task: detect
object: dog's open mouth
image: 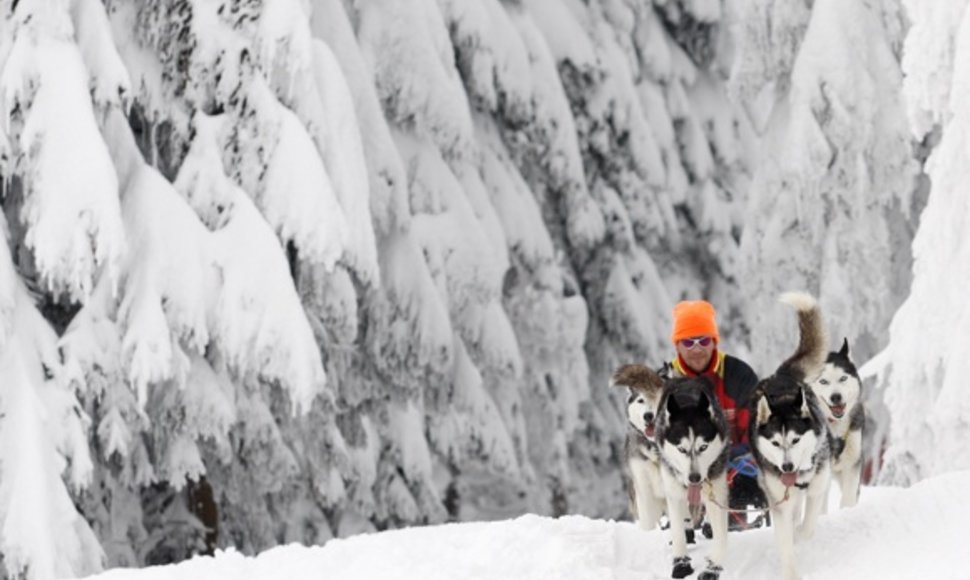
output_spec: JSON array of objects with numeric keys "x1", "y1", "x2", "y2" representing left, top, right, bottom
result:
[
  {"x1": 780, "y1": 472, "x2": 798, "y2": 487},
  {"x1": 644, "y1": 423, "x2": 655, "y2": 438},
  {"x1": 828, "y1": 403, "x2": 846, "y2": 418}
]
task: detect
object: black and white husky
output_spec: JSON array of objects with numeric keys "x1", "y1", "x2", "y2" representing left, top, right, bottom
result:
[
  {"x1": 612, "y1": 364, "x2": 666, "y2": 531},
  {"x1": 751, "y1": 292, "x2": 831, "y2": 580},
  {"x1": 811, "y1": 338, "x2": 865, "y2": 508},
  {"x1": 656, "y1": 376, "x2": 730, "y2": 580}
]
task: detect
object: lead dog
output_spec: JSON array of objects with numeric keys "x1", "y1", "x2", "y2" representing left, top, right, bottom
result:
[
  {"x1": 656, "y1": 376, "x2": 730, "y2": 580},
  {"x1": 612, "y1": 364, "x2": 666, "y2": 531},
  {"x1": 750, "y1": 292, "x2": 832, "y2": 580},
  {"x1": 811, "y1": 338, "x2": 865, "y2": 508}
]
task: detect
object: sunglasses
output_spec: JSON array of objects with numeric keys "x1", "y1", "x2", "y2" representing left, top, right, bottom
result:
[{"x1": 679, "y1": 336, "x2": 713, "y2": 348}]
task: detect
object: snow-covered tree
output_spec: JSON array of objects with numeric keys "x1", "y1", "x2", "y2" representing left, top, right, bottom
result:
[
  {"x1": 3, "y1": 0, "x2": 355, "y2": 570},
  {"x1": 462, "y1": 0, "x2": 754, "y2": 513},
  {"x1": 0, "y1": 1, "x2": 118, "y2": 576},
  {"x1": 724, "y1": 0, "x2": 925, "y2": 482},
  {"x1": 876, "y1": 0, "x2": 970, "y2": 486},
  {"x1": 0, "y1": 220, "x2": 104, "y2": 579},
  {"x1": 729, "y1": 0, "x2": 921, "y2": 371}
]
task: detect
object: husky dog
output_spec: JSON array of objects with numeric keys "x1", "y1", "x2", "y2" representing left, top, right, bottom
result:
[
  {"x1": 751, "y1": 292, "x2": 831, "y2": 580},
  {"x1": 811, "y1": 338, "x2": 865, "y2": 508},
  {"x1": 656, "y1": 377, "x2": 730, "y2": 580},
  {"x1": 612, "y1": 364, "x2": 667, "y2": 531}
]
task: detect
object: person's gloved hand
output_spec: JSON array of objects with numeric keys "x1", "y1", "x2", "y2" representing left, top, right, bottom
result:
[{"x1": 727, "y1": 444, "x2": 758, "y2": 479}]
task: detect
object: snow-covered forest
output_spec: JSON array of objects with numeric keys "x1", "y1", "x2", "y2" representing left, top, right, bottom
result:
[{"x1": 0, "y1": 0, "x2": 963, "y2": 577}]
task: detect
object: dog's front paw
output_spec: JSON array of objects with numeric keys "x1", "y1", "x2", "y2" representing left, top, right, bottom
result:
[
  {"x1": 698, "y1": 559, "x2": 723, "y2": 580},
  {"x1": 701, "y1": 521, "x2": 713, "y2": 539},
  {"x1": 697, "y1": 559, "x2": 723, "y2": 580},
  {"x1": 672, "y1": 556, "x2": 693, "y2": 578},
  {"x1": 698, "y1": 569, "x2": 722, "y2": 580}
]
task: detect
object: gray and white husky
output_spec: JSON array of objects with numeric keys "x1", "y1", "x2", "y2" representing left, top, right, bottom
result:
[
  {"x1": 612, "y1": 364, "x2": 666, "y2": 531},
  {"x1": 811, "y1": 338, "x2": 865, "y2": 509},
  {"x1": 656, "y1": 376, "x2": 730, "y2": 580},
  {"x1": 751, "y1": 292, "x2": 831, "y2": 580}
]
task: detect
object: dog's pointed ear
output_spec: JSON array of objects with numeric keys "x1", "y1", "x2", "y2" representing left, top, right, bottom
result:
[
  {"x1": 839, "y1": 338, "x2": 850, "y2": 358},
  {"x1": 611, "y1": 364, "x2": 663, "y2": 393},
  {"x1": 698, "y1": 391, "x2": 710, "y2": 413},
  {"x1": 756, "y1": 395, "x2": 771, "y2": 425},
  {"x1": 666, "y1": 393, "x2": 681, "y2": 415},
  {"x1": 609, "y1": 365, "x2": 628, "y2": 389},
  {"x1": 659, "y1": 361, "x2": 674, "y2": 380}
]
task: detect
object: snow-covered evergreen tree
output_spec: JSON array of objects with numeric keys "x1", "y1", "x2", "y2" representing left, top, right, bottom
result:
[
  {"x1": 514, "y1": 0, "x2": 755, "y2": 512},
  {"x1": 876, "y1": 0, "x2": 970, "y2": 486},
  {"x1": 1, "y1": 1, "x2": 117, "y2": 576},
  {"x1": 724, "y1": 0, "x2": 924, "y2": 480},
  {"x1": 729, "y1": 0, "x2": 921, "y2": 370},
  {"x1": 0, "y1": 221, "x2": 105, "y2": 579}
]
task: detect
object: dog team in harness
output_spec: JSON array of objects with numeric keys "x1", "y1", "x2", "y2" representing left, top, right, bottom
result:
[{"x1": 613, "y1": 293, "x2": 865, "y2": 580}]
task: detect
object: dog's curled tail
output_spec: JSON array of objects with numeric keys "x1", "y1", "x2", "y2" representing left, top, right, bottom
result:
[
  {"x1": 611, "y1": 364, "x2": 664, "y2": 393},
  {"x1": 778, "y1": 292, "x2": 828, "y2": 380}
]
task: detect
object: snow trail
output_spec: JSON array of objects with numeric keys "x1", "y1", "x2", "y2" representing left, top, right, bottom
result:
[{"x1": 83, "y1": 472, "x2": 969, "y2": 579}]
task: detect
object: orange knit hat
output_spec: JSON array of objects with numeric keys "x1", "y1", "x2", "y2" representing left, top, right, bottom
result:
[{"x1": 671, "y1": 300, "x2": 720, "y2": 344}]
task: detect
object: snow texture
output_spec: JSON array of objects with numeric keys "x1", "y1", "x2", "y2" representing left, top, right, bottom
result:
[{"x1": 82, "y1": 471, "x2": 970, "y2": 580}]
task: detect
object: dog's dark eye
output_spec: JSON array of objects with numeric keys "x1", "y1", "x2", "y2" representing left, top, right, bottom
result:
[
  {"x1": 697, "y1": 444, "x2": 708, "y2": 453},
  {"x1": 839, "y1": 376, "x2": 848, "y2": 383},
  {"x1": 771, "y1": 441, "x2": 781, "y2": 447},
  {"x1": 792, "y1": 437, "x2": 801, "y2": 444},
  {"x1": 678, "y1": 447, "x2": 688, "y2": 454},
  {"x1": 819, "y1": 378, "x2": 829, "y2": 385}
]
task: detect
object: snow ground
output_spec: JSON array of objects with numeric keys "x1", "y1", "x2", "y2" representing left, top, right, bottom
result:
[{"x1": 81, "y1": 470, "x2": 967, "y2": 580}]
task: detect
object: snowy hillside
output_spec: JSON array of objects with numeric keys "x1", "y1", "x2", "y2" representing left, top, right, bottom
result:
[{"x1": 82, "y1": 472, "x2": 969, "y2": 580}]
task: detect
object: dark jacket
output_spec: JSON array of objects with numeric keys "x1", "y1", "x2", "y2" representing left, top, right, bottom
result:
[{"x1": 667, "y1": 351, "x2": 759, "y2": 448}]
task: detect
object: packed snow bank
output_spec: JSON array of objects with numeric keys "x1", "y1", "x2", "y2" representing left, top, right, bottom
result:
[{"x1": 82, "y1": 471, "x2": 968, "y2": 580}]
